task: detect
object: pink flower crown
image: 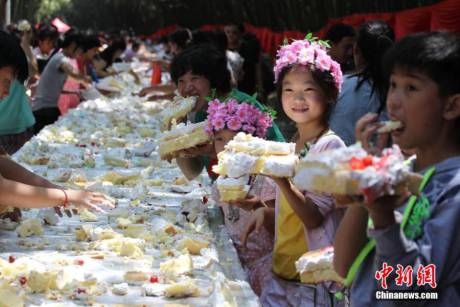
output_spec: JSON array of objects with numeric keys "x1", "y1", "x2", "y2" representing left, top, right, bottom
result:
[
  {"x1": 274, "y1": 35, "x2": 343, "y2": 91},
  {"x1": 205, "y1": 98, "x2": 273, "y2": 138}
]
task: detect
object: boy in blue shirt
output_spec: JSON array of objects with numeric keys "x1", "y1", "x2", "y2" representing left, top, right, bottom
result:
[{"x1": 334, "y1": 31, "x2": 460, "y2": 306}]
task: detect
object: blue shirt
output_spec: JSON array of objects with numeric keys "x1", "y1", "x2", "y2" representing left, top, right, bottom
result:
[
  {"x1": 351, "y1": 156, "x2": 460, "y2": 306},
  {"x1": 329, "y1": 75, "x2": 382, "y2": 146}
]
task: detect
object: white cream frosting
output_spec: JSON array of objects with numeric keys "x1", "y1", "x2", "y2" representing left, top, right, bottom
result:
[
  {"x1": 294, "y1": 143, "x2": 410, "y2": 196},
  {"x1": 261, "y1": 155, "x2": 299, "y2": 177},
  {"x1": 215, "y1": 152, "x2": 259, "y2": 178},
  {"x1": 216, "y1": 175, "x2": 249, "y2": 188},
  {"x1": 226, "y1": 132, "x2": 295, "y2": 156}
]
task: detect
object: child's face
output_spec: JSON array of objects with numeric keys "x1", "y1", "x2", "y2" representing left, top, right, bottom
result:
[
  {"x1": 214, "y1": 129, "x2": 238, "y2": 155},
  {"x1": 39, "y1": 38, "x2": 54, "y2": 55},
  {"x1": 0, "y1": 66, "x2": 15, "y2": 99},
  {"x1": 85, "y1": 47, "x2": 99, "y2": 61},
  {"x1": 177, "y1": 71, "x2": 211, "y2": 107},
  {"x1": 386, "y1": 69, "x2": 447, "y2": 150},
  {"x1": 224, "y1": 25, "x2": 240, "y2": 48},
  {"x1": 281, "y1": 66, "x2": 326, "y2": 125}
]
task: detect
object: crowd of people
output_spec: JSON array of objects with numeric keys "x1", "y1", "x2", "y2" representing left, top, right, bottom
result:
[{"x1": 1, "y1": 16, "x2": 459, "y2": 307}]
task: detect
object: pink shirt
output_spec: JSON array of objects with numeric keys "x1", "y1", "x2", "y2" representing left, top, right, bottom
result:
[{"x1": 212, "y1": 175, "x2": 276, "y2": 265}]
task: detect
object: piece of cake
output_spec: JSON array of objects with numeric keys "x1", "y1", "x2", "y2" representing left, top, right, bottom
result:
[
  {"x1": 142, "y1": 280, "x2": 199, "y2": 298},
  {"x1": 225, "y1": 132, "x2": 295, "y2": 156},
  {"x1": 75, "y1": 225, "x2": 118, "y2": 242},
  {"x1": 108, "y1": 78, "x2": 124, "y2": 91},
  {"x1": 16, "y1": 218, "x2": 44, "y2": 238},
  {"x1": 123, "y1": 224, "x2": 147, "y2": 238},
  {"x1": 124, "y1": 271, "x2": 149, "y2": 285},
  {"x1": 213, "y1": 135, "x2": 298, "y2": 178},
  {"x1": 142, "y1": 283, "x2": 166, "y2": 297},
  {"x1": 103, "y1": 154, "x2": 129, "y2": 168},
  {"x1": 33, "y1": 268, "x2": 79, "y2": 292},
  {"x1": 0, "y1": 281, "x2": 24, "y2": 307},
  {"x1": 160, "y1": 96, "x2": 197, "y2": 131},
  {"x1": 216, "y1": 175, "x2": 250, "y2": 202},
  {"x1": 159, "y1": 121, "x2": 211, "y2": 160},
  {"x1": 39, "y1": 209, "x2": 59, "y2": 226},
  {"x1": 111, "y1": 283, "x2": 129, "y2": 296},
  {"x1": 119, "y1": 239, "x2": 145, "y2": 258},
  {"x1": 293, "y1": 143, "x2": 422, "y2": 203},
  {"x1": 164, "y1": 279, "x2": 200, "y2": 298},
  {"x1": 0, "y1": 218, "x2": 18, "y2": 230},
  {"x1": 295, "y1": 246, "x2": 344, "y2": 284},
  {"x1": 377, "y1": 120, "x2": 403, "y2": 134},
  {"x1": 159, "y1": 254, "x2": 193, "y2": 281},
  {"x1": 176, "y1": 237, "x2": 210, "y2": 255},
  {"x1": 79, "y1": 209, "x2": 98, "y2": 222},
  {"x1": 99, "y1": 171, "x2": 140, "y2": 186}
]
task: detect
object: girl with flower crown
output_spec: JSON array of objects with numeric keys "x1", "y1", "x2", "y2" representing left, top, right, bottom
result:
[
  {"x1": 206, "y1": 98, "x2": 276, "y2": 296},
  {"x1": 241, "y1": 37, "x2": 347, "y2": 306},
  {"x1": 169, "y1": 44, "x2": 285, "y2": 182}
]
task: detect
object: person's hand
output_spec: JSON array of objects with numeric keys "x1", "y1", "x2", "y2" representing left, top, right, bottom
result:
[
  {"x1": 362, "y1": 190, "x2": 410, "y2": 229},
  {"x1": 20, "y1": 30, "x2": 32, "y2": 45},
  {"x1": 240, "y1": 207, "x2": 269, "y2": 246},
  {"x1": 78, "y1": 77, "x2": 92, "y2": 89},
  {"x1": 67, "y1": 190, "x2": 116, "y2": 213},
  {"x1": 333, "y1": 194, "x2": 363, "y2": 207},
  {"x1": 54, "y1": 206, "x2": 77, "y2": 218},
  {"x1": 138, "y1": 87, "x2": 153, "y2": 97},
  {"x1": 229, "y1": 194, "x2": 264, "y2": 211},
  {"x1": 129, "y1": 69, "x2": 141, "y2": 85},
  {"x1": 180, "y1": 142, "x2": 216, "y2": 159},
  {"x1": 355, "y1": 113, "x2": 390, "y2": 155}
]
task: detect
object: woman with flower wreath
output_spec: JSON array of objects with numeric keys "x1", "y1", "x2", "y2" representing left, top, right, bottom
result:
[
  {"x1": 169, "y1": 43, "x2": 285, "y2": 182},
  {"x1": 205, "y1": 98, "x2": 277, "y2": 296}
]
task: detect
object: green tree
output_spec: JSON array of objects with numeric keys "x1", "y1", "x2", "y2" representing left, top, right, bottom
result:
[{"x1": 36, "y1": 0, "x2": 72, "y2": 20}]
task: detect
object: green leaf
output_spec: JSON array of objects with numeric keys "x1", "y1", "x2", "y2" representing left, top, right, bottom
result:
[
  {"x1": 283, "y1": 37, "x2": 289, "y2": 45},
  {"x1": 264, "y1": 106, "x2": 277, "y2": 119}
]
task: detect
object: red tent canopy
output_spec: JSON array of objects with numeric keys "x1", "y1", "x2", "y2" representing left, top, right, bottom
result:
[{"x1": 150, "y1": 0, "x2": 460, "y2": 56}]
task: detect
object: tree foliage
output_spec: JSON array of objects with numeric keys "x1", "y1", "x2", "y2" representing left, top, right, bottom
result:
[{"x1": 8, "y1": 0, "x2": 441, "y2": 34}]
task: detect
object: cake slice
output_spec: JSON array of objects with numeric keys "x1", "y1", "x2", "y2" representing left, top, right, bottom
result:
[
  {"x1": 216, "y1": 175, "x2": 250, "y2": 202},
  {"x1": 377, "y1": 120, "x2": 403, "y2": 133},
  {"x1": 159, "y1": 254, "x2": 193, "y2": 281},
  {"x1": 213, "y1": 133, "x2": 298, "y2": 178},
  {"x1": 164, "y1": 279, "x2": 200, "y2": 298},
  {"x1": 225, "y1": 132, "x2": 295, "y2": 156},
  {"x1": 293, "y1": 143, "x2": 422, "y2": 202},
  {"x1": 16, "y1": 218, "x2": 44, "y2": 238},
  {"x1": 295, "y1": 246, "x2": 344, "y2": 284},
  {"x1": 159, "y1": 121, "x2": 211, "y2": 160},
  {"x1": 176, "y1": 237, "x2": 210, "y2": 255},
  {"x1": 160, "y1": 96, "x2": 197, "y2": 131}
]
